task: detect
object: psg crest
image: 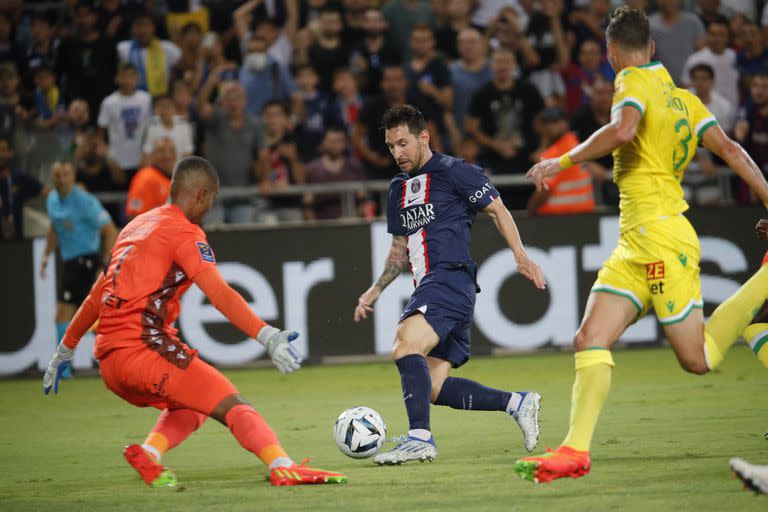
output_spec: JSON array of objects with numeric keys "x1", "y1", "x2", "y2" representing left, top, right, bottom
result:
[{"x1": 410, "y1": 180, "x2": 421, "y2": 193}]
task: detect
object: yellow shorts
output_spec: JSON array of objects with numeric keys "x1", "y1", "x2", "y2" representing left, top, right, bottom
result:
[{"x1": 592, "y1": 215, "x2": 702, "y2": 324}]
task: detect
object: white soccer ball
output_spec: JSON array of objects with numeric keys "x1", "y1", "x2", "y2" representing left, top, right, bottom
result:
[{"x1": 333, "y1": 406, "x2": 387, "y2": 459}]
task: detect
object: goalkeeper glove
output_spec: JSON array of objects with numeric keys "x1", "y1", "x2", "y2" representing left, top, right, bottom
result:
[
  {"x1": 43, "y1": 342, "x2": 74, "y2": 395},
  {"x1": 256, "y1": 326, "x2": 303, "y2": 373}
]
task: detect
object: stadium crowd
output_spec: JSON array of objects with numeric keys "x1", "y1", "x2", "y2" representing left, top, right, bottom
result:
[{"x1": 1, "y1": 0, "x2": 768, "y2": 236}]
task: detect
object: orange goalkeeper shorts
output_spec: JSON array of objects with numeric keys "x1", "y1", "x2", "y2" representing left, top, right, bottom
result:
[{"x1": 98, "y1": 344, "x2": 238, "y2": 415}]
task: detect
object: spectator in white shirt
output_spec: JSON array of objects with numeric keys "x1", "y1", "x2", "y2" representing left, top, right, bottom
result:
[
  {"x1": 117, "y1": 14, "x2": 181, "y2": 98},
  {"x1": 141, "y1": 95, "x2": 194, "y2": 161},
  {"x1": 97, "y1": 63, "x2": 153, "y2": 174},
  {"x1": 681, "y1": 20, "x2": 739, "y2": 105},
  {"x1": 689, "y1": 63, "x2": 735, "y2": 133}
]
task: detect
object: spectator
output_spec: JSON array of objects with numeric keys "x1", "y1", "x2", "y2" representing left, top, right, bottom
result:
[
  {"x1": 41, "y1": 160, "x2": 117, "y2": 380},
  {"x1": 307, "y1": 7, "x2": 350, "y2": 93},
  {"x1": 681, "y1": 21, "x2": 738, "y2": 106},
  {"x1": 0, "y1": 65, "x2": 20, "y2": 141},
  {"x1": 200, "y1": 31, "x2": 238, "y2": 89},
  {"x1": 0, "y1": 137, "x2": 43, "y2": 240},
  {"x1": 56, "y1": 1, "x2": 117, "y2": 120},
  {"x1": 99, "y1": 0, "x2": 131, "y2": 41},
  {"x1": 570, "y1": 76, "x2": 616, "y2": 205},
  {"x1": 141, "y1": 95, "x2": 194, "y2": 160},
  {"x1": 257, "y1": 100, "x2": 306, "y2": 222},
  {"x1": 234, "y1": 2, "x2": 299, "y2": 69},
  {"x1": 303, "y1": 127, "x2": 366, "y2": 220},
  {"x1": 349, "y1": 8, "x2": 402, "y2": 96},
  {"x1": 171, "y1": 22, "x2": 205, "y2": 93},
  {"x1": 689, "y1": 63, "x2": 735, "y2": 133},
  {"x1": 568, "y1": 0, "x2": 610, "y2": 58},
  {"x1": 341, "y1": 0, "x2": 369, "y2": 46},
  {"x1": 326, "y1": 68, "x2": 363, "y2": 135},
  {"x1": 649, "y1": 0, "x2": 707, "y2": 83},
  {"x1": 238, "y1": 35, "x2": 300, "y2": 118},
  {"x1": 735, "y1": 73, "x2": 768, "y2": 199},
  {"x1": 435, "y1": 0, "x2": 475, "y2": 61},
  {"x1": 32, "y1": 65, "x2": 64, "y2": 129},
  {"x1": 353, "y1": 65, "x2": 409, "y2": 179},
  {"x1": 125, "y1": 136, "x2": 175, "y2": 218},
  {"x1": 563, "y1": 38, "x2": 613, "y2": 114},
  {"x1": 21, "y1": 11, "x2": 59, "y2": 91},
  {"x1": 75, "y1": 129, "x2": 126, "y2": 223},
  {"x1": 61, "y1": 98, "x2": 92, "y2": 156},
  {"x1": 737, "y1": 22, "x2": 768, "y2": 97},
  {"x1": 294, "y1": 64, "x2": 331, "y2": 161},
  {"x1": 527, "y1": 107, "x2": 594, "y2": 215},
  {"x1": 381, "y1": 0, "x2": 434, "y2": 56},
  {"x1": 97, "y1": 63, "x2": 153, "y2": 176},
  {"x1": 75, "y1": 128, "x2": 126, "y2": 190},
  {"x1": 117, "y1": 14, "x2": 182, "y2": 98},
  {"x1": 466, "y1": 47, "x2": 544, "y2": 205},
  {"x1": 449, "y1": 27, "x2": 491, "y2": 136},
  {"x1": 405, "y1": 24, "x2": 451, "y2": 151},
  {"x1": 486, "y1": 7, "x2": 540, "y2": 73},
  {"x1": 172, "y1": 80, "x2": 196, "y2": 124},
  {"x1": 520, "y1": 0, "x2": 569, "y2": 103},
  {"x1": 696, "y1": 0, "x2": 729, "y2": 28},
  {"x1": 197, "y1": 80, "x2": 264, "y2": 223},
  {"x1": 0, "y1": 12, "x2": 18, "y2": 65}
]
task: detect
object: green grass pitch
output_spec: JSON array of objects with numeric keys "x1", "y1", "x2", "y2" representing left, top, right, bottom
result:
[{"x1": 1, "y1": 347, "x2": 766, "y2": 511}]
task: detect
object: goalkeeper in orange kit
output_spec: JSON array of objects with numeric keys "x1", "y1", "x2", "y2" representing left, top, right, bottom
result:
[{"x1": 42, "y1": 156, "x2": 346, "y2": 487}]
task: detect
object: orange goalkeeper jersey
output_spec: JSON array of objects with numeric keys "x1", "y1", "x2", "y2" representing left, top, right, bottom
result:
[{"x1": 94, "y1": 203, "x2": 217, "y2": 367}]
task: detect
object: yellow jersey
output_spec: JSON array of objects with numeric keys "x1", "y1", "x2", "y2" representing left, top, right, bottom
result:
[{"x1": 610, "y1": 61, "x2": 718, "y2": 232}]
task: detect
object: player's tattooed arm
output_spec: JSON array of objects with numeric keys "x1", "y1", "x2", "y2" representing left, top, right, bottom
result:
[
  {"x1": 375, "y1": 235, "x2": 408, "y2": 291},
  {"x1": 354, "y1": 236, "x2": 407, "y2": 322}
]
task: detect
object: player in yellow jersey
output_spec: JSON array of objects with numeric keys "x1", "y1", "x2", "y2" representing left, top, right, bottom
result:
[{"x1": 514, "y1": 6, "x2": 768, "y2": 484}]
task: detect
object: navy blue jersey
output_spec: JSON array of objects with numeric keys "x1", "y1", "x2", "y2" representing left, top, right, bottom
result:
[{"x1": 386, "y1": 152, "x2": 499, "y2": 287}]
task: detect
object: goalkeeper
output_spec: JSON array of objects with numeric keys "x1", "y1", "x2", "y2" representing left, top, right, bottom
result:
[{"x1": 42, "y1": 156, "x2": 346, "y2": 487}]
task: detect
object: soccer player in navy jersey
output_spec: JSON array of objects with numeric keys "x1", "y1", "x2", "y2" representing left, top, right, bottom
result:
[{"x1": 353, "y1": 105, "x2": 547, "y2": 465}]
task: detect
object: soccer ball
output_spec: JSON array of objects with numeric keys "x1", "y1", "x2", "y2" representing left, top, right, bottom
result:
[{"x1": 333, "y1": 406, "x2": 387, "y2": 459}]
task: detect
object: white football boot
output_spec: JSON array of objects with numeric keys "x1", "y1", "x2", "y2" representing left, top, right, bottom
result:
[
  {"x1": 373, "y1": 436, "x2": 438, "y2": 465},
  {"x1": 511, "y1": 392, "x2": 541, "y2": 452},
  {"x1": 731, "y1": 458, "x2": 768, "y2": 494}
]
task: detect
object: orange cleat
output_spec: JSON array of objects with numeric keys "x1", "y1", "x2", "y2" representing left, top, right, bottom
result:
[
  {"x1": 514, "y1": 446, "x2": 591, "y2": 483},
  {"x1": 269, "y1": 458, "x2": 348, "y2": 486},
  {"x1": 123, "y1": 444, "x2": 177, "y2": 488}
]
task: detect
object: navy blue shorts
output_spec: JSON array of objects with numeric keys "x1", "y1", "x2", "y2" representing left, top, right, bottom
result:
[{"x1": 400, "y1": 268, "x2": 477, "y2": 368}]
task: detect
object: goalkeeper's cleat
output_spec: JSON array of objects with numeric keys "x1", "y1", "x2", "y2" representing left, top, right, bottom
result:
[
  {"x1": 730, "y1": 458, "x2": 768, "y2": 495},
  {"x1": 514, "y1": 446, "x2": 591, "y2": 483},
  {"x1": 511, "y1": 392, "x2": 541, "y2": 452},
  {"x1": 373, "y1": 435, "x2": 437, "y2": 465},
  {"x1": 269, "y1": 458, "x2": 347, "y2": 486},
  {"x1": 123, "y1": 444, "x2": 177, "y2": 488}
]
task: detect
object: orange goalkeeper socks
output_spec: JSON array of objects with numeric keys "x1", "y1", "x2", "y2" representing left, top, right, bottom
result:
[
  {"x1": 225, "y1": 404, "x2": 291, "y2": 468},
  {"x1": 142, "y1": 408, "x2": 208, "y2": 461}
]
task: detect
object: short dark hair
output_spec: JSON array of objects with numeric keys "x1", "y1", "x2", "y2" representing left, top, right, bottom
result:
[
  {"x1": 263, "y1": 99, "x2": 289, "y2": 115},
  {"x1": 606, "y1": 6, "x2": 650, "y2": 50},
  {"x1": 381, "y1": 105, "x2": 427, "y2": 136},
  {"x1": 690, "y1": 63, "x2": 715, "y2": 79},
  {"x1": 153, "y1": 94, "x2": 174, "y2": 106},
  {"x1": 180, "y1": 21, "x2": 202, "y2": 37},
  {"x1": 324, "y1": 125, "x2": 347, "y2": 137},
  {"x1": 171, "y1": 156, "x2": 219, "y2": 198},
  {"x1": 118, "y1": 62, "x2": 138, "y2": 74}
]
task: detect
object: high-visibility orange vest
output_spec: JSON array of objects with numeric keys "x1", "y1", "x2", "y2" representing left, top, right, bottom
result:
[{"x1": 537, "y1": 132, "x2": 595, "y2": 215}]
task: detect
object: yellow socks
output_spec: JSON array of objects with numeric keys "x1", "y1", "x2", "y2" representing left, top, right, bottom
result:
[
  {"x1": 561, "y1": 349, "x2": 615, "y2": 452},
  {"x1": 742, "y1": 323, "x2": 768, "y2": 368},
  {"x1": 704, "y1": 265, "x2": 768, "y2": 370}
]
